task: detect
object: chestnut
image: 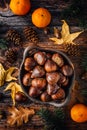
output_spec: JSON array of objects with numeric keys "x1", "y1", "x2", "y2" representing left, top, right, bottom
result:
[
  {"x1": 52, "y1": 53, "x2": 64, "y2": 67},
  {"x1": 47, "y1": 84, "x2": 60, "y2": 95},
  {"x1": 29, "y1": 86, "x2": 42, "y2": 97},
  {"x1": 24, "y1": 57, "x2": 36, "y2": 71},
  {"x1": 61, "y1": 65, "x2": 73, "y2": 76},
  {"x1": 51, "y1": 88, "x2": 65, "y2": 100},
  {"x1": 22, "y1": 73, "x2": 31, "y2": 86},
  {"x1": 46, "y1": 72, "x2": 60, "y2": 85},
  {"x1": 31, "y1": 78, "x2": 46, "y2": 90},
  {"x1": 58, "y1": 73, "x2": 67, "y2": 84},
  {"x1": 40, "y1": 91, "x2": 51, "y2": 102},
  {"x1": 15, "y1": 92, "x2": 27, "y2": 102},
  {"x1": 34, "y1": 51, "x2": 46, "y2": 65},
  {"x1": 62, "y1": 78, "x2": 69, "y2": 86},
  {"x1": 31, "y1": 65, "x2": 45, "y2": 78},
  {"x1": 44, "y1": 59, "x2": 57, "y2": 72}
]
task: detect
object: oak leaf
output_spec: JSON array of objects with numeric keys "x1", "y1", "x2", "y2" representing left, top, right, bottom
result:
[
  {"x1": 4, "y1": 82, "x2": 24, "y2": 106},
  {"x1": 0, "y1": 63, "x2": 17, "y2": 86},
  {"x1": 7, "y1": 106, "x2": 35, "y2": 126},
  {"x1": 49, "y1": 20, "x2": 83, "y2": 44}
]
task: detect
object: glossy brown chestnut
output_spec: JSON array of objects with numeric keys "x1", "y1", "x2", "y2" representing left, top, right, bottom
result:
[
  {"x1": 34, "y1": 51, "x2": 46, "y2": 65},
  {"x1": 29, "y1": 86, "x2": 42, "y2": 97},
  {"x1": 62, "y1": 78, "x2": 69, "y2": 86},
  {"x1": 24, "y1": 57, "x2": 36, "y2": 71},
  {"x1": 31, "y1": 78, "x2": 46, "y2": 90},
  {"x1": 15, "y1": 92, "x2": 27, "y2": 102},
  {"x1": 22, "y1": 73, "x2": 31, "y2": 86},
  {"x1": 58, "y1": 73, "x2": 67, "y2": 84},
  {"x1": 46, "y1": 72, "x2": 60, "y2": 85},
  {"x1": 40, "y1": 91, "x2": 51, "y2": 102},
  {"x1": 61, "y1": 65, "x2": 73, "y2": 76},
  {"x1": 51, "y1": 88, "x2": 65, "y2": 100},
  {"x1": 47, "y1": 83, "x2": 60, "y2": 95},
  {"x1": 52, "y1": 53, "x2": 64, "y2": 67},
  {"x1": 31, "y1": 65, "x2": 45, "y2": 78},
  {"x1": 44, "y1": 59, "x2": 57, "y2": 72}
]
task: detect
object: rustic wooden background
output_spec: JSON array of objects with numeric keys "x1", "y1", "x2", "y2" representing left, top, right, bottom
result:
[{"x1": 0, "y1": 0, "x2": 87, "y2": 130}]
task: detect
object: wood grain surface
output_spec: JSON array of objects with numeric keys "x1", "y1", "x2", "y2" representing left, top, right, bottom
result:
[{"x1": 0, "y1": 0, "x2": 87, "y2": 130}]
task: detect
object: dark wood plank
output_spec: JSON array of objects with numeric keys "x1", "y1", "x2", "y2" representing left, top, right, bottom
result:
[{"x1": 0, "y1": 0, "x2": 87, "y2": 130}]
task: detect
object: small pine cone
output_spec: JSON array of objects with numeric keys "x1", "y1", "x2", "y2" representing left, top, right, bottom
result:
[
  {"x1": 23, "y1": 27, "x2": 39, "y2": 44},
  {"x1": 63, "y1": 43, "x2": 80, "y2": 56},
  {"x1": 6, "y1": 29, "x2": 22, "y2": 46},
  {"x1": 5, "y1": 48, "x2": 18, "y2": 63}
]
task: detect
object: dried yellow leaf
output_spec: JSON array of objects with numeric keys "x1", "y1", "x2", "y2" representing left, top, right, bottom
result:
[
  {"x1": 49, "y1": 20, "x2": 83, "y2": 45},
  {"x1": 0, "y1": 63, "x2": 17, "y2": 86},
  {"x1": 0, "y1": 63, "x2": 6, "y2": 86},
  {"x1": 49, "y1": 38, "x2": 63, "y2": 44},
  {"x1": 61, "y1": 20, "x2": 70, "y2": 38},
  {"x1": 5, "y1": 67, "x2": 17, "y2": 81},
  {"x1": 4, "y1": 82, "x2": 24, "y2": 106},
  {"x1": 7, "y1": 106, "x2": 35, "y2": 126}
]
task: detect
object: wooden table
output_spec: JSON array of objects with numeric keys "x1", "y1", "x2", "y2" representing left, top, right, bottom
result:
[{"x1": 0, "y1": 0, "x2": 87, "y2": 130}]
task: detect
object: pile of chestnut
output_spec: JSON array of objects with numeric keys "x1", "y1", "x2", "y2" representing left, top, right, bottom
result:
[{"x1": 22, "y1": 51, "x2": 73, "y2": 103}]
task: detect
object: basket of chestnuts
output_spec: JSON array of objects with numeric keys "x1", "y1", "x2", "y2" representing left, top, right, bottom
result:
[{"x1": 19, "y1": 45, "x2": 75, "y2": 107}]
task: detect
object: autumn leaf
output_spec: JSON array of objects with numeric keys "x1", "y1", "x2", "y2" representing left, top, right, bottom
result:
[
  {"x1": 49, "y1": 20, "x2": 83, "y2": 45},
  {"x1": 4, "y1": 82, "x2": 24, "y2": 106},
  {"x1": 49, "y1": 37, "x2": 63, "y2": 44},
  {"x1": 5, "y1": 67, "x2": 17, "y2": 81},
  {"x1": 7, "y1": 106, "x2": 35, "y2": 126},
  {"x1": 0, "y1": 63, "x2": 6, "y2": 86},
  {"x1": 0, "y1": 63, "x2": 17, "y2": 86}
]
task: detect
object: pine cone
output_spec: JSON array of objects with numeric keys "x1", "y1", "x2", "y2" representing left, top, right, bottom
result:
[
  {"x1": 63, "y1": 43, "x2": 80, "y2": 56},
  {"x1": 6, "y1": 29, "x2": 22, "y2": 46},
  {"x1": 23, "y1": 27, "x2": 39, "y2": 44},
  {"x1": 5, "y1": 48, "x2": 18, "y2": 63}
]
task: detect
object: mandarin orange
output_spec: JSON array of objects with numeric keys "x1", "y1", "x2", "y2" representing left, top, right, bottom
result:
[
  {"x1": 32, "y1": 8, "x2": 51, "y2": 28},
  {"x1": 10, "y1": 0, "x2": 31, "y2": 15},
  {"x1": 70, "y1": 104, "x2": 87, "y2": 123}
]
